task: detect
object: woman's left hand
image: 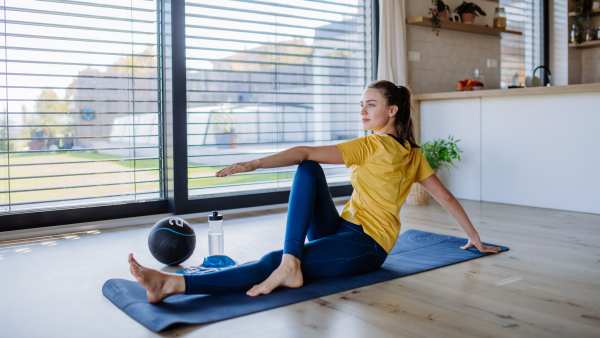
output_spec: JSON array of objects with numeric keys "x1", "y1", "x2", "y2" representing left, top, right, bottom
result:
[
  {"x1": 215, "y1": 160, "x2": 259, "y2": 177},
  {"x1": 460, "y1": 238, "x2": 501, "y2": 254}
]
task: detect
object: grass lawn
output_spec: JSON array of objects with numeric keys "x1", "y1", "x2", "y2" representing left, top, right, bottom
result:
[{"x1": 0, "y1": 152, "x2": 293, "y2": 205}]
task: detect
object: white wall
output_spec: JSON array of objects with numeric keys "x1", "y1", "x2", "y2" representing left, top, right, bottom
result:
[{"x1": 421, "y1": 91, "x2": 600, "y2": 214}]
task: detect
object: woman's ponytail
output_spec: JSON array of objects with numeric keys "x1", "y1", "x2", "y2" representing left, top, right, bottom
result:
[{"x1": 367, "y1": 80, "x2": 420, "y2": 149}]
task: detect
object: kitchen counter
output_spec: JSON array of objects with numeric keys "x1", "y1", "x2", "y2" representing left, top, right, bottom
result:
[
  {"x1": 416, "y1": 84, "x2": 599, "y2": 215},
  {"x1": 413, "y1": 83, "x2": 600, "y2": 101}
]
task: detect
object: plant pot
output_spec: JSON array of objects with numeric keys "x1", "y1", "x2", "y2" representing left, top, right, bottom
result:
[
  {"x1": 406, "y1": 168, "x2": 439, "y2": 206},
  {"x1": 461, "y1": 13, "x2": 474, "y2": 24},
  {"x1": 230, "y1": 134, "x2": 238, "y2": 148},
  {"x1": 432, "y1": 9, "x2": 447, "y2": 19},
  {"x1": 215, "y1": 133, "x2": 233, "y2": 148}
]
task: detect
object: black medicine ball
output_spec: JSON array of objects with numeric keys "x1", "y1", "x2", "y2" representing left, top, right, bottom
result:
[{"x1": 148, "y1": 217, "x2": 196, "y2": 265}]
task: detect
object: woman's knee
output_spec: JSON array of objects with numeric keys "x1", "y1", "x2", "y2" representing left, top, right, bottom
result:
[{"x1": 297, "y1": 160, "x2": 323, "y2": 177}]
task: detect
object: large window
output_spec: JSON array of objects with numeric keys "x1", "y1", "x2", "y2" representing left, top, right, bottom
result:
[
  {"x1": 184, "y1": 0, "x2": 372, "y2": 198},
  {"x1": 500, "y1": 0, "x2": 543, "y2": 88},
  {"x1": 0, "y1": 0, "x2": 162, "y2": 213},
  {"x1": 0, "y1": 0, "x2": 374, "y2": 230}
]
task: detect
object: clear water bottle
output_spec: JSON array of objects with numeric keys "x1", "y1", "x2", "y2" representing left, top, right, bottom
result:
[{"x1": 208, "y1": 211, "x2": 224, "y2": 256}]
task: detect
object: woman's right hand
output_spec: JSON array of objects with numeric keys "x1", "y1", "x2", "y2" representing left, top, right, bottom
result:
[
  {"x1": 215, "y1": 160, "x2": 259, "y2": 177},
  {"x1": 460, "y1": 238, "x2": 501, "y2": 254}
]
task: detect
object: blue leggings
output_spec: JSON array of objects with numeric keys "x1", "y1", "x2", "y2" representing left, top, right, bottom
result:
[{"x1": 183, "y1": 161, "x2": 388, "y2": 295}]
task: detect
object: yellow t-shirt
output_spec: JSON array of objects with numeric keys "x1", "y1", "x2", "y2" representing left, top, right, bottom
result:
[{"x1": 336, "y1": 133, "x2": 435, "y2": 253}]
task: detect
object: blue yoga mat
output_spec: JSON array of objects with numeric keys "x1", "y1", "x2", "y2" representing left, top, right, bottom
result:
[{"x1": 103, "y1": 230, "x2": 508, "y2": 332}]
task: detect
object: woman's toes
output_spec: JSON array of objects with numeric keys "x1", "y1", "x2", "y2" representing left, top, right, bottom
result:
[
  {"x1": 247, "y1": 285, "x2": 261, "y2": 297},
  {"x1": 131, "y1": 265, "x2": 142, "y2": 279},
  {"x1": 247, "y1": 284, "x2": 270, "y2": 297}
]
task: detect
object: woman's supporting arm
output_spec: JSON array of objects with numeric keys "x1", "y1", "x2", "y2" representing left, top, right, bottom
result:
[
  {"x1": 418, "y1": 174, "x2": 500, "y2": 254},
  {"x1": 216, "y1": 145, "x2": 344, "y2": 177}
]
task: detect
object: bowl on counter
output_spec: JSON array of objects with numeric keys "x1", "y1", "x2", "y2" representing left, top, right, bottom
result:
[{"x1": 456, "y1": 85, "x2": 484, "y2": 91}]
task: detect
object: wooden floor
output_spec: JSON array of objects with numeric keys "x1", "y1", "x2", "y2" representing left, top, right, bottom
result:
[{"x1": 0, "y1": 198, "x2": 599, "y2": 337}]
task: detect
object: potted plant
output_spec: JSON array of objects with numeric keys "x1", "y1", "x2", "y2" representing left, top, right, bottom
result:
[
  {"x1": 429, "y1": 0, "x2": 450, "y2": 36},
  {"x1": 406, "y1": 135, "x2": 463, "y2": 206},
  {"x1": 454, "y1": 1, "x2": 487, "y2": 24},
  {"x1": 572, "y1": 0, "x2": 593, "y2": 45},
  {"x1": 211, "y1": 111, "x2": 237, "y2": 148}
]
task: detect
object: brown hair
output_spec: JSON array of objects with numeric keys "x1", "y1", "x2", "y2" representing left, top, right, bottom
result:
[{"x1": 367, "y1": 80, "x2": 420, "y2": 149}]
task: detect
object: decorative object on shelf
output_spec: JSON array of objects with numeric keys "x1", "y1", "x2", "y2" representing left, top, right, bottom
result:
[
  {"x1": 450, "y1": 13, "x2": 461, "y2": 23},
  {"x1": 429, "y1": 0, "x2": 451, "y2": 36},
  {"x1": 572, "y1": 0, "x2": 593, "y2": 45},
  {"x1": 570, "y1": 23, "x2": 577, "y2": 43},
  {"x1": 525, "y1": 65, "x2": 552, "y2": 87},
  {"x1": 568, "y1": 4, "x2": 600, "y2": 16},
  {"x1": 586, "y1": 28, "x2": 598, "y2": 41},
  {"x1": 454, "y1": 1, "x2": 487, "y2": 24},
  {"x1": 406, "y1": 135, "x2": 463, "y2": 206},
  {"x1": 493, "y1": 7, "x2": 507, "y2": 28}
]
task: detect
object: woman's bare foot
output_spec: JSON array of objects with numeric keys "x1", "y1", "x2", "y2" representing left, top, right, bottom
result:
[
  {"x1": 246, "y1": 253, "x2": 303, "y2": 297},
  {"x1": 128, "y1": 254, "x2": 185, "y2": 303}
]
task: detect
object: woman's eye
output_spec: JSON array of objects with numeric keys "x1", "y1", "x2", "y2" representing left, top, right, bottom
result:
[{"x1": 369, "y1": 104, "x2": 374, "y2": 107}]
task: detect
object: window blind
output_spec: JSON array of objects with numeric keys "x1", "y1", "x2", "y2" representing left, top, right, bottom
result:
[
  {"x1": 0, "y1": 0, "x2": 163, "y2": 213},
  {"x1": 184, "y1": 0, "x2": 372, "y2": 198},
  {"x1": 500, "y1": 0, "x2": 542, "y2": 88}
]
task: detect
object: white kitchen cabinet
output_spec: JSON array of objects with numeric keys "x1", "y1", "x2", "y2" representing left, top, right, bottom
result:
[
  {"x1": 481, "y1": 92, "x2": 600, "y2": 214},
  {"x1": 420, "y1": 89, "x2": 600, "y2": 214},
  {"x1": 420, "y1": 98, "x2": 482, "y2": 201}
]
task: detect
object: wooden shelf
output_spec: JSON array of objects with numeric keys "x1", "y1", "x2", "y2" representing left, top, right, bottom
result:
[
  {"x1": 406, "y1": 17, "x2": 522, "y2": 37},
  {"x1": 568, "y1": 8, "x2": 600, "y2": 17},
  {"x1": 569, "y1": 40, "x2": 600, "y2": 49}
]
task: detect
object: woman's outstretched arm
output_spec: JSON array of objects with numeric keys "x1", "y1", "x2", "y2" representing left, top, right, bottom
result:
[
  {"x1": 418, "y1": 174, "x2": 500, "y2": 254},
  {"x1": 216, "y1": 145, "x2": 344, "y2": 177}
]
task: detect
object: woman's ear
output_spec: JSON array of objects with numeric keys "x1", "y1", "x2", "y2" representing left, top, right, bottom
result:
[{"x1": 389, "y1": 105, "x2": 398, "y2": 117}]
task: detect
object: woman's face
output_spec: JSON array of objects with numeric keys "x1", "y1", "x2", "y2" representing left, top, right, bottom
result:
[{"x1": 359, "y1": 88, "x2": 396, "y2": 132}]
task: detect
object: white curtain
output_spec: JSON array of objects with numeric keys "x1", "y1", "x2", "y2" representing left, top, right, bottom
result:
[{"x1": 377, "y1": 0, "x2": 408, "y2": 86}]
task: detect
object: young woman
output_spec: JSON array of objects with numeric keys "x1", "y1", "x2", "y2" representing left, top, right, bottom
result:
[{"x1": 128, "y1": 80, "x2": 501, "y2": 303}]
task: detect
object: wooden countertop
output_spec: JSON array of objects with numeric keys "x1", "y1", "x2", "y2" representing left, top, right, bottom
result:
[{"x1": 413, "y1": 83, "x2": 600, "y2": 101}]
